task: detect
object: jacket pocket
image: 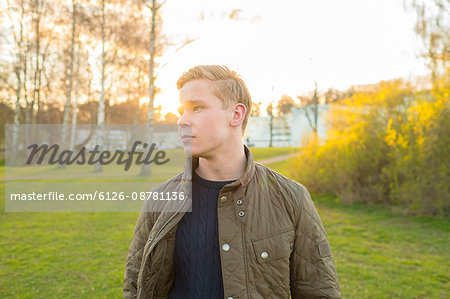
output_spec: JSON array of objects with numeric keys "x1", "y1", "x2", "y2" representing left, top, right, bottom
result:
[{"x1": 251, "y1": 228, "x2": 294, "y2": 263}]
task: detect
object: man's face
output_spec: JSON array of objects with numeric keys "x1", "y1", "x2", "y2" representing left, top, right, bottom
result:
[{"x1": 177, "y1": 79, "x2": 234, "y2": 158}]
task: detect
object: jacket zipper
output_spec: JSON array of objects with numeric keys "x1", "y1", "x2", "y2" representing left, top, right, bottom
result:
[
  {"x1": 241, "y1": 222, "x2": 251, "y2": 298},
  {"x1": 151, "y1": 190, "x2": 188, "y2": 246}
]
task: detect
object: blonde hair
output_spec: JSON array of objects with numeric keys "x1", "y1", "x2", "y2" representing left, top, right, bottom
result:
[{"x1": 177, "y1": 65, "x2": 253, "y2": 132}]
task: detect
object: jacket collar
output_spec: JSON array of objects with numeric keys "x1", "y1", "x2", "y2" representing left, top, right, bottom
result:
[{"x1": 182, "y1": 144, "x2": 256, "y2": 190}]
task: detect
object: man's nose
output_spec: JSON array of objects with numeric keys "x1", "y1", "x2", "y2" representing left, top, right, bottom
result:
[{"x1": 177, "y1": 111, "x2": 190, "y2": 128}]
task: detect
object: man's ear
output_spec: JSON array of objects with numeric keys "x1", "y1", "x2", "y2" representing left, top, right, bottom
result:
[{"x1": 230, "y1": 103, "x2": 247, "y2": 128}]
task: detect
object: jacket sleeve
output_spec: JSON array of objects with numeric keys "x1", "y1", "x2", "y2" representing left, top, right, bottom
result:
[
  {"x1": 123, "y1": 209, "x2": 154, "y2": 299},
  {"x1": 289, "y1": 185, "x2": 341, "y2": 299}
]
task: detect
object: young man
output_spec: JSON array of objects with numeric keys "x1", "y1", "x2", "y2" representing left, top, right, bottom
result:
[{"x1": 123, "y1": 65, "x2": 341, "y2": 298}]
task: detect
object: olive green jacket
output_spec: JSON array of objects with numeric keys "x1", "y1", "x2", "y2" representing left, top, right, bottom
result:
[{"x1": 123, "y1": 146, "x2": 341, "y2": 298}]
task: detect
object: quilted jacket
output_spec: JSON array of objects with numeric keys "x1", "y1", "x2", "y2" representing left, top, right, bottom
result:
[{"x1": 123, "y1": 145, "x2": 341, "y2": 298}]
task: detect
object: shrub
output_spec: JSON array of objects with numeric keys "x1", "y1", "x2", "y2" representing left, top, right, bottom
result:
[{"x1": 294, "y1": 77, "x2": 449, "y2": 216}]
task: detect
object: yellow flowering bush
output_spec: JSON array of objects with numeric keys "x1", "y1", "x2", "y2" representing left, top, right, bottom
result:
[{"x1": 294, "y1": 75, "x2": 449, "y2": 216}]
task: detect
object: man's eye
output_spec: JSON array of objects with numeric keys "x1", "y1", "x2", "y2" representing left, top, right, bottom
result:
[{"x1": 193, "y1": 106, "x2": 201, "y2": 112}]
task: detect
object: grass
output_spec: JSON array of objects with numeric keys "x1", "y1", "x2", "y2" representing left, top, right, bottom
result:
[
  {"x1": 0, "y1": 209, "x2": 136, "y2": 298},
  {"x1": 1, "y1": 151, "x2": 449, "y2": 298}
]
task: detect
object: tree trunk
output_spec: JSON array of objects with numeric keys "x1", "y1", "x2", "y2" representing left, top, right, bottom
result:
[
  {"x1": 70, "y1": 45, "x2": 81, "y2": 151},
  {"x1": 141, "y1": 0, "x2": 158, "y2": 176},
  {"x1": 95, "y1": 0, "x2": 106, "y2": 172},
  {"x1": 62, "y1": 0, "x2": 77, "y2": 149},
  {"x1": 31, "y1": 0, "x2": 41, "y2": 125},
  {"x1": 23, "y1": 41, "x2": 31, "y2": 146},
  {"x1": 11, "y1": 0, "x2": 26, "y2": 165}
]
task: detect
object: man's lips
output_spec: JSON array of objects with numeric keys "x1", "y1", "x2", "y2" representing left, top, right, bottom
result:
[{"x1": 181, "y1": 135, "x2": 194, "y2": 142}]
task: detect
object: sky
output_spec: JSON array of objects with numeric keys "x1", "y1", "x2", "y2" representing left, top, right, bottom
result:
[{"x1": 150, "y1": 0, "x2": 429, "y2": 116}]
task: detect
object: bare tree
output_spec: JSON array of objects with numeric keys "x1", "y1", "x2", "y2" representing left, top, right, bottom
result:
[
  {"x1": 92, "y1": 0, "x2": 107, "y2": 172},
  {"x1": 61, "y1": 0, "x2": 78, "y2": 150},
  {"x1": 297, "y1": 81, "x2": 320, "y2": 139},
  {"x1": 69, "y1": 43, "x2": 82, "y2": 151},
  {"x1": 4, "y1": 0, "x2": 33, "y2": 163},
  {"x1": 266, "y1": 102, "x2": 274, "y2": 147},
  {"x1": 405, "y1": 0, "x2": 449, "y2": 83},
  {"x1": 140, "y1": 0, "x2": 195, "y2": 175},
  {"x1": 30, "y1": 0, "x2": 55, "y2": 125},
  {"x1": 137, "y1": 0, "x2": 160, "y2": 175}
]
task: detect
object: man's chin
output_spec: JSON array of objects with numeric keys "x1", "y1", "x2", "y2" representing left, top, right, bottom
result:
[
  {"x1": 182, "y1": 146, "x2": 192, "y2": 156},
  {"x1": 182, "y1": 144, "x2": 195, "y2": 157},
  {"x1": 182, "y1": 145, "x2": 202, "y2": 158},
  {"x1": 188, "y1": 150, "x2": 201, "y2": 159}
]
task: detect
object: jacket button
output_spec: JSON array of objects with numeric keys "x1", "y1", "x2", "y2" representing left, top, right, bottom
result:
[
  {"x1": 260, "y1": 251, "x2": 269, "y2": 259},
  {"x1": 236, "y1": 199, "x2": 243, "y2": 205},
  {"x1": 220, "y1": 196, "x2": 227, "y2": 203},
  {"x1": 222, "y1": 243, "x2": 230, "y2": 252},
  {"x1": 227, "y1": 297, "x2": 233, "y2": 299},
  {"x1": 238, "y1": 211, "x2": 245, "y2": 217}
]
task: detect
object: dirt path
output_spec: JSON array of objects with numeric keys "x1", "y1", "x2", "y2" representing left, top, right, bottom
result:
[{"x1": 256, "y1": 152, "x2": 301, "y2": 165}]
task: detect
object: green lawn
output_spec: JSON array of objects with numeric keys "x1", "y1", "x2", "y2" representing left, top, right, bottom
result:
[{"x1": 1, "y1": 152, "x2": 449, "y2": 298}]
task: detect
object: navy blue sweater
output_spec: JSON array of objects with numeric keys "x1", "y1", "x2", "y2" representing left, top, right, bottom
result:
[{"x1": 168, "y1": 171, "x2": 235, "y2": 299}]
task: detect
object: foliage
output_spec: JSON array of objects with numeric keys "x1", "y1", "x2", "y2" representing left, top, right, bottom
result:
[
  {"x1": 163, "y1": 112, "x2": 179, "y2": 124},
  {"x1": 293, "y1": 76, "x2": 450, "y2": 216},
  {"x1": 250, "y1": 102, "x2": 262, "y2": 116},
  {"x1": 323, "y1": 87, "x2": 346, "y2": 104},
  {"x1": 276, "y1": 94, "x2": 295, "y2": 115},
  {"x1": 250, "y1": 101, "x2": 262, "y2": 116}
]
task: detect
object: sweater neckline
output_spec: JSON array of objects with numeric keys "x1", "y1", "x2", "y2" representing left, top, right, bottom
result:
[{"x1": 192, "y1": 170, "x2": 236, "y2": 189}]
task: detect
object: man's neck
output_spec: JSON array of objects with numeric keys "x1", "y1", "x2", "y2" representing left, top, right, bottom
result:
[{"x1": 195, "y1": 143, "x2": 247, "y2": 181}]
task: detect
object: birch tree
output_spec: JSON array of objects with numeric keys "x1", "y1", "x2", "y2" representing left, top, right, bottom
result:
[
  {"x1": 93, "y1": 0, "x2": 106, "y2": 172},
  {"x1": 29, "y1": 0, "x2": 54, "y2": 125},
  {"x1": 61, "y1": 0, "x2": 77, "y2": 149},
  {"x1": 139, "y1": 0, "x2": 160, "y2": 175},
  {"x1": 4, "y1": 0, "x2": 30, "y2": 163}
]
